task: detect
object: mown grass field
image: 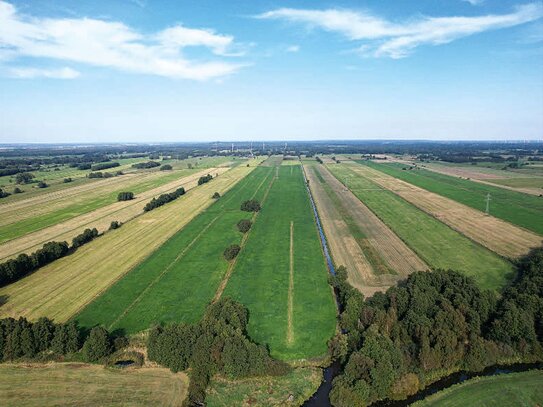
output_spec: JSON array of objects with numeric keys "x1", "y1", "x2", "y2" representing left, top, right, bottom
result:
[
  {"x1": 328, "y1": 164, "x2": 514, "y2": 290},
  {"x1": 224, "y1": 165, "x2": 337, "y2": 360},
  {"x1": 75, "y1": 165, "x2": 274, "y2": 334},
  {"x1": 413, "y1": 370, "x2": 543, "y2": 407},
  {"x1": 362, "y1": 161, "x2": 543, "y2": 235},
  {"x1": 206, "y1": 367, "x2": 321, "y2": 407},
  {"x1": 0, "y1": 363, "x2": 188, "y2": 407},
  {"x1": 0, "y1": 163, "x2": 258, "y2": 322}
]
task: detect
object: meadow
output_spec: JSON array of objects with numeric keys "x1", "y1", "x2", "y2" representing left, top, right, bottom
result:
[
  {"x1": 328, "y1": 164, "x2": 514, "y2": 290},
  {"x1": 0, "y1": 363, "x2": 188, "y2": 407},
  {"x1": 363, "y1": 161, "x2": 543, "y2": 235},
  {"x1": 413, "y1": 370, "x2": 543, "y2": 407},
  {"x1": 75, "y1": 165, "x2": 274, "y2": 333},
  {"x1": 223, "y1": 165, "x2": 337, "y2": 360}
]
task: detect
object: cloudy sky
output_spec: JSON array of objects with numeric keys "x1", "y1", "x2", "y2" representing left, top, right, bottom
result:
[{"x1": 1, "y1": 0, "x2": 542, "y2": 142}]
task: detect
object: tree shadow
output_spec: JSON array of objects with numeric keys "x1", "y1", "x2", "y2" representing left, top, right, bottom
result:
[{"x1": 0, "y1": 294, "x2": 9, "y2": 308}]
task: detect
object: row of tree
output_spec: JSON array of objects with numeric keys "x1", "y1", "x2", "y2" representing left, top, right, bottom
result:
[
  {"x1": 88, "y1": 171, "x2": 122, "y2": 179},
  {"x1": 71, "y1": 228, "x2": 99, "y2": 249},
  {"x1": 90, "y1": 161, "x2": 120, "y2": 171},
  {"x1": 197, "y1": 174, "x2": 213, "y2": 185},
  {"x1": 328, "y1": 248, "x2": 543, "y2": 406},
  {"x1": 132, "y1": 161, "x2": 160, "y2": 169},
  {"x1": 143, "y1": 187, "x2": 186, "y2": 212},
  {"x1": 147, "y1": 298, "x2": 289, "y2": 406}
]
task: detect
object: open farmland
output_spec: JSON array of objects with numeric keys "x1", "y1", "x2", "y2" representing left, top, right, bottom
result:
[
  {"x1": 349, "y1": 162, "x2": 542, "y2": 259},
  {"x1": 0, "y1": 162, "x2": 258, "y2": 322},
  {"x1": 0, "y1": 363, "x2": 188, "y2": 407},
  {"x1": 0, "y1": 167, "x2": 227, "y2": 261},
  {"x1": 75, "y1": 165, "x2": 274, "y2": 333},
  {"x1": 223, "y1": 165, "x2": 337, "y2": 360},
  {"x1": 304, "y1": 163, "x2": 427, "y2": 296},
  {"x1": 361, "y1": 160, "x2": 543, "y2": 236},
  {"x1": 327, "y1": 164, "x2": 514, "y2": 290}
]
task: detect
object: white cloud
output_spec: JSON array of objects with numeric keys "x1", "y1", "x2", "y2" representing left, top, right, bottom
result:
[
  {"x1": 0, "y1": 1, "x2": 245, "y2": 80},
  {"x1": 9, "y1": 66, "x2": 80, "y2": 79},
  {"x1": 462, "y1": 0, "x2": 484, "y2": 5},
  {"x1": 286, "y1": 45, "x2": 300, "y2": 52},
  {"x1": 257, "y1": 4, "x2": 543, "y2": 58}
]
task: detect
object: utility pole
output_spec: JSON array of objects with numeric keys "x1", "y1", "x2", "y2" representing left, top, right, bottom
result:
[{"x1": 485, "y1": 193, "x2": 491, "y2": 215}]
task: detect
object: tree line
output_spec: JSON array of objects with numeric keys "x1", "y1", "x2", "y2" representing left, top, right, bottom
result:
[
  {"x1": 144, "y1": 187, "x2": 186, "y2": 212},
  {"x1": 88, "y1": 171, "x2": 123, "y2": 179},
  {"x1": 132, "y1": 161, "x2": 160, "y2": 169},
  {"x1": 90, "y1": 161, "x2": 120, "y2": 171},
  {"x1": 147, "y1": 298, "x2": 289, "y2": 406},
  {"x1": 327, "y1": 247, "x2": 543, "y2": 406}
]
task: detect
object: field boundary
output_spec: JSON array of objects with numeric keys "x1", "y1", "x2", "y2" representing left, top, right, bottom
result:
[{"x1": 287, "y1": 221, "x2": 294, "y2": 345}]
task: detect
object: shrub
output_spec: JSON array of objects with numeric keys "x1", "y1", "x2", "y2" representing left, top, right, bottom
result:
[
  {"x1": 160, "y1": 164, "x2": 173, "y2": 171},
  {"x1": 198, "y1": 174, "x2": 213, "y2": 185},
  {"x1": 117, "y1": 192, "x2": 134, "y2": 201},
  {"x1": 91, "y1": 162, "x2": 119, "y2": 171},
  {"x1": 0, "y1": 188, "x2": 10, "y2": 199},
  {"x1": 240, "y1": 199, "x2": 261, "y2": 212},
  {"x1": 13, "y1": 187, "x2": 22, "y2": 194},
  {"x1": 37, "y1": 181, "x2": 48, "y2": 188},
  {"x1": 132, "y1": 161, "x2": 160, "y2": 169},
  {"x1": 63, "y1": 178, "x2": 72, "y2": 183},
  {"x1": 109, "y1": 221, "x2": 121, "y2": 230},
  {"x1": 15, "y1": 172, "x2": 34, "y2": 184},
  {"x1": 223, "y1": 244, "x2": 241, "y2": 261},
  {"x1": 82, "y1": 326, "x2": 113, "y2": 362},
  {"x1": 237, "y1": 219, "x2": 252, "y2": 233},
  {"x1": 212, "y1": 192, "x2": 221, "y2": 199},
  {"x1": 77, "y1": 163, "x2": 92, "y2": 170},
  {"x1": 88, "y1": 172, "x2": 103, "y2": 178}
]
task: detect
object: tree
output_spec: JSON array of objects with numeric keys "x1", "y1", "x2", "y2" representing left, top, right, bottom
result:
[
  {"x1": 160, "y1": 164, "x2": 173, "y2": 171},
  {"x1": 212, "y1": 192, "x2": 221, "y2": 199},
  {"x1": 37, "y1": 181, "x2": 48, "y2": 188},
  {"x1": 240, "y1": 199, "x2": 261, "y2": 212},
  {"x1": 117, "y1": 192, "x2": 134, "y2": 201},
  {"x1": 82, "y1": 326, "x2": 112, "y2": 362},
  {"x1": 109, "y1": 221, "x2": 121, "y2": 230},
  {"x1": 224, "y1": 244, "x2": 241, "y2": 261},
  {"x1": 0, "y1": 188, "x2": 10, "y2": 198},
  {"x1": 15, "y1": 172, "x2": 34, "y2": 184},
  {"x1": 13, "y1": 187, "x2": 22, "y2": 194},
  {"x1": 63, "y1": 178, "x2": 72, "y2": 183},
  {"x1": 32, "y1": 317, "x2": 55, "y2": 352},
  {"x1": 237, "y1": 219, "x2": 252, "y2": 233}
]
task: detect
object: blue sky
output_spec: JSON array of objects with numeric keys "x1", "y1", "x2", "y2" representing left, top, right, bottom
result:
[{"x1": 0, "y1": 0, "x2": 542, "y2": 142}]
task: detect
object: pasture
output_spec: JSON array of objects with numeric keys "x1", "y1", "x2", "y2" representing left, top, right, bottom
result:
[
  {"x1": 223, "y1": 165, "x2": 337, "y2": 360},
  {"x1": 75, "y1": 165, "x2": 274, "y2": 333},
  {"x1": 0, "y1": 163, "x2": 257, "y2": 322},
  {"x1": 0, "y1": 363, "x2": 188, "y2": 406},
  {"x1": 413, "y1": 370, "x2": 543, "y2": 407},
  {"x1": 328, "y1": 164, "x2": 514, "y2": 290}
]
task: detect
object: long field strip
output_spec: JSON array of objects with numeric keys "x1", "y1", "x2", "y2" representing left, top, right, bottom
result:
[
  {"x1": 223, "y1": 165, "x2": 337, "y2": 361},
  {"x1": 0, "y1": 162, "x2": 259, "y2": 322},
  {"x1": 328, "y1": 164, "x2": 514, "y2": 290},
  {"x1": 363, "y1": 160, "x2": 543, "y2": 236},
  {"x1": 75, "y1": 165, "x2": 274, "y2": 333},
  {"x1": 0, "y1": 167, "x2": 227, "y2": 261},
  {"x1": 304, "y1": 163, "x2": 427, "y2": 297},
  {"x1": 349, "y1": 161, "x2": 542, "y2": 259}
]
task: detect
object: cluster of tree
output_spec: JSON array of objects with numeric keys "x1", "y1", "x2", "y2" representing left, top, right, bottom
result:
[
  {"x1": 0, "y1": 188, "x2": 10, "y2": 199},
  {"x1": 90, "y1": 162, "x2": 120, "y2": 171},
  {"x1": 132, "y1": 161, "x2": 160, "y2": 169},
  {"x1": 63, "y1": 177, "x2": 72, "y2": 183},
  {"x1": 0, "y1": 167, "x2": 34, "y2": 177},
  {"x1": 160, "y1": 164, "x2": 173, "y2": 171},
  {"x1": 15, "y1": 172, "x2": 34, "y2": 184},
  {"x1": 143, "y1": 187, "x2": 185, "y2": 212},
  {"x1": 77, "y1": 163, "x2": 92, "y2": 170},
  {"x1": 37, "y1": 181, "x2": 48, "y2": 188},
  {"x1": 212, "y1": 192, "x2": 221, "y2": 199},
  {"x1": 237, "y1": 219, "x2": 252, "y2": 233},
  {"x1": 13, "y1": 187, "x2": 22, "y2": 194},
  {"x1": 223, "y1": 244, "x2": 241, "y2": 261},
  {"x1": 117, "y1": 191, "x2": 134, "y2": 201},
  {"x1": 315, "y1": 156, "x2": 324, "y2": 164},
  {"x1": 147, "y1": 298, "x2": 289, "y2": 406},
  {"x1": 0, "y1": 242, "x2": 69, "y2": 287},
  {"x1": 72, "y1": 228, "x2": 99, "y2": 249},
  {"x1": 240, "y1": 199, "x2": 261, "y2": 212},
  {"x1": 328, "y1": 248, "x2": 543, "y2": 406},
  {"x1": 109, "y1": 221, "x2": 121, "y2": 230},
  {"x1": 198, "y1": 174, "x2": 213, "y2": 185},
  {"x1": 87, "y1": 171, "x2": 121, "y2": 179}
]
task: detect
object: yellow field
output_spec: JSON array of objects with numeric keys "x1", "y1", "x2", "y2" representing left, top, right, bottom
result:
[
  {"x1": 0, "y1": 161, "x2": 260, "y2": 322},
  {"x1": 305, "y1": 163, "x2": 427, "y2": 296},
  {"x1": 0, "y1": 168, "x2": 227, "y2": 261},
  {"x1": 345, "y1": 162, "x2": 542, "y2": 259},
  {"x1": 0, "y1": 363, "x2": 188, "y2": 407}
]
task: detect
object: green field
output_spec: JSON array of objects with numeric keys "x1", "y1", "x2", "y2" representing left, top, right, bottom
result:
[
  {"x1": 223, "y1": 165, "x2": 337, "y2": 360},
  {"x1": 414, "y1": 370, "x2": 543, "y2": 407},
  {"x1": 328, "y1": 164, "x2": 514, "y2": 290},
  {"x1": 362, "y1": 161, "x2": 543, "y2": 235},
  {"x1": 75, "y1": 166, "x2": 275, "y2": 334},
  {"x1": 489, "y1": 177, "x2": 543, "y2": 189}
]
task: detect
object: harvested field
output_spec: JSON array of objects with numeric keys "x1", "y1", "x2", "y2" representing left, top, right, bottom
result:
[
  {"x1": 75, "y1": 164, "x2": 272, "y2": 333},
  {"x1": 0, "y1": 163, "x2": 258, "y2": 322},
  {"x1": 261, "y1": 155, "x2": 284, "y2": 166},
  {"x1": 358, "y1": 162, "x2": 543, "y2": 257},
  {"x1": 224, "y1": 165, "x2": 336, "y2": 360},
  {"x1": 305, "y1": 163, "x2": 427, "y2": 296},
  {"x1": 0, "y1": 168, "x2": 228, "y2": 261},
  {"x1": 328, "y1": 164, "x2": 514, "y2": 290},
  {"x1": 0, "y1": 363, "x2": 188, "y2": 406}
]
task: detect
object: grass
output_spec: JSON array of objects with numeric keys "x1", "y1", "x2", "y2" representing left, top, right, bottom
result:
[
  {"x1": 328, "y1": 164, "x2": 514, "y2": 290},
  {"x1": 75, "y1": 166, "x2": 275, "y2": 334},
  {"x1": 0, "y1": 163, "x2": 258, "y2": 322},
  {"x1": 206, "y1": 367, "x2": 321, "y2": 407},
  {"x1": 224, "y1": 165, "x2": 337, "y2": 360},
  {"x1": 0, "y1": 363, "x2": 188, "y2": 406},
  {"x1": 413, "y1": 370, "x2": 543, "y2": 407},
  {"x1": 489, "y1": 177, "x2": 543, "y2": 189},
  {"x1": 363, "y1": 161, "x2": 543, "y2": 235}
]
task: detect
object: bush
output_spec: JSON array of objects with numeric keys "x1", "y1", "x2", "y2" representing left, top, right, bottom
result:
[
  {"x1": 13, "y1": 187, "x2": 22, "y2": 194},
  {"x1": 240, "y1": 199, "x2": 261, "y2": 212},
  {"x1": 109, "y1": 221, "x2": 121, "y2": 230},
  {"x1": 72, "y1": 228, "x2": 99, "y2": 249},
  {"x1": 0, "y1": 188, "x2": 10, "y2": 199},
  {"x1": 160, "y1": 164, "x2": 173, "y2": 171},
  {"x1": 212, "y1": 192, "x2": 220, "y2": 199},
  {"x1": 88, "y1": 172, "x2": 103, "y2": 178},
  {"x1": 223, "y1": 244, "x2": 241, "y2": 261},
  {"x1": 144, "y1": 187, "x2": 185, "y2": 212},
  {"x1": 237, "y1": 219, "x2": 252, "y2": 233},
  {"x1": 91, "y1": 162, "x2": 119, "y2": 171},
  {"x1": 198, "y1": 174, "x2": 213, "y2": 185},
  {"x1": 37, "y1": 181, "x2": 48, "y2": 188},
  {"x1": 132, "y1": 161, "x2": 160, "y2": 169},
  {"x1": 63, "y1": 178, "x2": 72, "y2": 183},
  {"x1": 15, "y1": 172, "x2": 34, "y2": 184},
  {"x1": 117, "y1": 192, "x2": 134, "y2": 201},
  {"x1": 77, "y1": 163, "x2": 92, "y2": 170},
  {"x1": 82, "y1": 326, "x2": 113, "y2": 362}
]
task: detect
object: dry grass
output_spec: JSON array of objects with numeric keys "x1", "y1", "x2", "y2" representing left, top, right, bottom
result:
[
  {"x1": 0, "y1": 168, "x2": 227, "y2": 261},
  {"x1": 306, "y1": 164, "x2": 427, "y2": 297},
  {"x1": 0, "y1": 164, "x2": 258, "y2": 322},
  {"x1": 347, "y1": 163, "x2": 542, "y2": 259},
  {"x1": 0, "y1": 363, "x2": 188, "y2": 407}
]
